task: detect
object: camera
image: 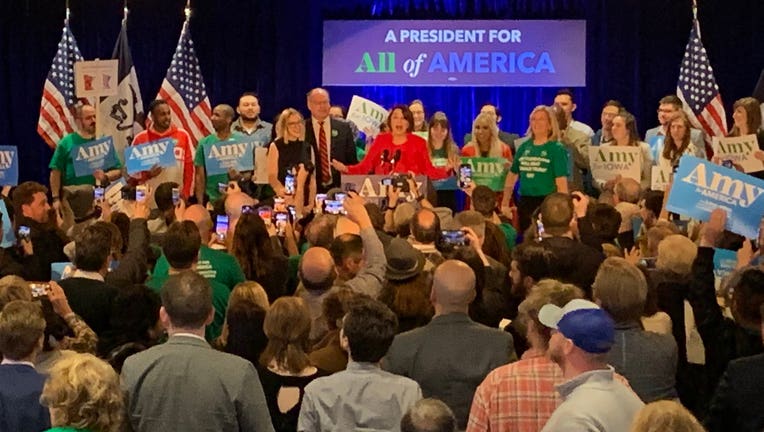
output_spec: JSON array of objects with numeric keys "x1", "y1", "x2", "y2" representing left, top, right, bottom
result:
[{"x1": 393, "y1": 174, "x2": 410, "y2": 193}]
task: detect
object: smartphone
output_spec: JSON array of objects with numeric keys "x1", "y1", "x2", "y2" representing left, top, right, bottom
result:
[
  {"x1": 334, "y1": 193, "x2": 347, "y2": 203},
  {"x1": 536, "y1": 219, "x2": 545, "y2": 241},
  {"x1": 218, "y1": 182, "x2": 228, "y2": 194},
  {"x1": 315, "y1": 194, "x2": 327, "y2": 214},
  {"x1": 29, "y1": 283, "x2": 49, "y2": 298},
  {"x1": 215, "y1": 215, "x2": 229, "y2": 241},
  {"x1": 171, "y1": 187, "x2": 180, "y2": 205},
  {"x1": 274, "y1": 212, "x2": 288, "y2": 237},
  {"x1": 381, "y1": 178, "x2": 393, "y2": 186},
  {"x1": 258, "y1": 207, "x2": 273, "y2": 225},
  {"x1": 343, "y1": 182, "x2": 356, "y2": 193},
  {"x1": 241, "y1": 205, "x2": 255, "y2": 215},
  {"x1": 441, "y1": 229, "x2": 468, "y2": 247},
  {"x1": 284, "y1": 173, "x2": 295, "y2": 195},
  {"x1": 459, "y1": 164, "x2": 473, "y2": 189},
  {"x1": 17, "y1": 225, "x2": 30, "y2": 242},
  {"x1": 94, "y1": 186, "x2": 105, "y2": 203},
  {"x1": 287, "y1": 205, "x2": 297, "y2": 221},
  {"x1": 722, "y1": 159, "x2": 734, "y2": 169},
  {"x1": 274, "y1": 197, "x2": 286, "y2": 212},
  {"x1": 393, "y1": 174, "x2": 410, "y2": 193},
  {"x1": 135, "y1": 185, "x2": 148, "y2": 203},
  {"x1": 324, "y1": 200, "x2": 343, "y2": 215}
]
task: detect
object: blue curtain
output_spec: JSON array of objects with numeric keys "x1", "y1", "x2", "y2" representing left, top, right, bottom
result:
[{"x1": 2, "y1": 0, "x2": 763, "y2": 184}]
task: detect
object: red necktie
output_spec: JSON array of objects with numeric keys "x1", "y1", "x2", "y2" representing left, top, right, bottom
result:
[{"x1": 318, "y1": 121, "x2": 330, "y2": 184}]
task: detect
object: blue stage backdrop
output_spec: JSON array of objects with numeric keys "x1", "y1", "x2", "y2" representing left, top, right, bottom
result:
[{"x1": 1, "y1": 0, "x2": 763, "y2": 185}]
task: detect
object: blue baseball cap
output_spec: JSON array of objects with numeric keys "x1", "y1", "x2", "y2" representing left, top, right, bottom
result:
[{"x1": 538, "y1": 299, "x2": 615, "y2": 354}]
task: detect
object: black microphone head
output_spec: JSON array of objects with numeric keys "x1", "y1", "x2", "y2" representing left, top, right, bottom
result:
[
  {"x1": 393, "y1": 149, "x2": 401, "y2": 162},
  {"x1": 381, "y1": 149, "x2": 389, "y2": 160}
]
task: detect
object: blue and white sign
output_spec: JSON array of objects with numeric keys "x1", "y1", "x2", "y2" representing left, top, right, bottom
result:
[
  {"x1": 0, "y1": 200, "x2": 14, "y2": 247},
  {"x1": 713, "y1": 248, "x2": 737, "y2": 281},
  {"x1": 71, "y1": 136, "x2": 119, "y2": 177},
  {"x1": 0, "y1": 146, "x2": 18, "y2": 186},
  {"x1": 666, "y1": 156, "x2": 764, "y2": 238},
  {"x1": 203, "y1": 140, "x2": 254, "y2": 176},
  {"x1": 125, "y1": 138, "x2": 176, "y2": 175},
  {"x1": 647, "y1": 135, "x2": 664, "y2": 164}
]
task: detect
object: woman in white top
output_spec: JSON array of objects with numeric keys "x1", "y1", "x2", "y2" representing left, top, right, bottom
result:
[
  {"x1": 658, "y1": 111, "x2": 702, "y2": 171},
  {"x1": 597, "y1": 110, "x2": 653, "y2": 191}
]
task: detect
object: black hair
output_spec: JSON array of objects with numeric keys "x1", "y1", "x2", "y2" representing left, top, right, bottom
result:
[{"x1": 342, "y1": 299, "x2": 397, "y2": 362}]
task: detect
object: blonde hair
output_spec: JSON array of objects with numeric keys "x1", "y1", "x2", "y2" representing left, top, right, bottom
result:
[
  {"x1": 41, "y1": 353, "x2": 124, "y2": 432},
  {"x1": 0, "y1": 275, "x2": 31, "y2": 310},
  {"x1": 466, "y1": 112, "x2": 504, "y2": 157},
  {"x1": 517, "y1": 279, "x2": 584, "y2": 350},
  {"x1": 276, "y1": 108, "x2": 305, "y2": 141},
  {"x1": 630, "y1": 400, "x2": 705, "y2": 432},
  {"x1": 656, "y1": 234, "x2": 698, "y2": 275},
  {"x1": 527, "y1": 105, "x2": 561, "y2": 142},
  {"x1": 593, "y1": 257, "x2": 648, "y2": 324}
]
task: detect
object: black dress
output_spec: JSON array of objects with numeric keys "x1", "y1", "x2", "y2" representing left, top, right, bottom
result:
[
  {"x1": 257, "y1": 366, "x2": 326, "y2": 432},
  {"x1": 272, "y1": 138, "x2": 313, "y2": 185}
]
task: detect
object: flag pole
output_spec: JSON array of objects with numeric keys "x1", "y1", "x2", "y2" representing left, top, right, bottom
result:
[
  {"x1": 692, "y1": 0, "x2": 701, "y2": 37},
  {"x1": 65, "y1": 0, "x2": 70, "y2": 23}
]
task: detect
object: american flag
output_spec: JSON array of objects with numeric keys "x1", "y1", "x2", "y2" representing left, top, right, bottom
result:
[
  {"x1": 37, "y1": 21, "x2": 86, "y2": 148},
  {"x1": 676, "y1": 16, "x2": 727, "y2": 151},
  {"x1": 155, "y1": 19, "x2": 212, "y2": 147}
]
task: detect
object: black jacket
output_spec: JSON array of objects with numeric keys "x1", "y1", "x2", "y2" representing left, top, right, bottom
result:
[
  {"x1": 304, "y1": 117, "x2": 357, "y2": 192},
  {"x1": 105, "y1": 218, "x2": 150, "y2": 289},
  {"x1": 706, "y1": 353, "x2": 764, "y2": 432},
  {"x1": 541, "y1": 236, "x2": 604, "y2": 297},
  {"x1": 17, "y1": 217, "x2": 68, "y2": 281}
]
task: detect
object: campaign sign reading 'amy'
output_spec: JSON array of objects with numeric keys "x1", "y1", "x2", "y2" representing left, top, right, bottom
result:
[
  {"x1": 71, "y1": 136, "x2": 119, "y2": 178},
  {"x1": 0, "y1": 146, "x2": 18, "y2": 186},
  {"x1": 666, "y1": 156, "x2": 764, "y2": 238},
  {"x1": 125, "y1": 138, "x2": 176, "y2": 175},
  {"x1": 323, "y1": 20, "x2": 586, "y2": 87}
]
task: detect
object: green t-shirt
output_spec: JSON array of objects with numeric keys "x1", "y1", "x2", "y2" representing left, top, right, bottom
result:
[
  {"x1": 498, "y1": 222, "x2": 517, "y2": 252},
  {"x1": 49, "y1": 133, "x2": 122, "y2": 186},
  {"x1": 152, "y1": 245, "x2": 245, "y2": 292},
  {"x1": 146, "y1": 272, "x2": 230, "y2": 341},
  {"x1": 510, "y1": 140, "x2": 569, "y2": 197},
  {"x1": 194, "y1": 132, "x2": 246, "y2": 202},
  {"x1": 45, "y1": 428, "x2": 91, "y2": 432}
]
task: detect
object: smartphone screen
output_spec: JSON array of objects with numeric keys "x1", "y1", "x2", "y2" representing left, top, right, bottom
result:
[
  {"x1": 284, "y1": 173, "x2": 295, "y2": 195},
  {"x1": 315, "y1": 194, "x2": 327, "y2": 214},
  {"x1": 241, "y1": 205, "x2": 255, "y2": 215},
  {"x1": 381, "y1": 178, "x2": 393, "y2": 186},
  {"x1": 287, "y1": 205, "x2": 297, "y2": 221},
  {"x1": 274, "y1": 197, "x2": 286, "y2": 212},
  {"x1": 94, "y1": 187, "x2": 105, "y2": 203},
  {"x1": 334, "y1": 193, "x2": 347, "y2": 203},
  {"x1": 275, "y1": 212, "x2": 288, "y2": 236},
  {"x1": 171, "y1": 187, "x2": 180, "y2": 205},
  {"x1": 135, "y1": 186, "x2": 147, "y2": 203},
  {"x1": 324, "y1": 200, "x2": 342, "y2": 215},
  {"x1": 459, "y1": 164, "x2": 473, "y2": 189},
  {"x1": 258, "y1": 207, "x2": 273, "y2": 225},
  {"x1": 441, "y1": 230, "x2": 467, "y2": 246},
  {"x1": 215, "y1": 215, "x2": 229, "y2": 241},
  {"x1": 17, "y1": 225, "x2": 30, "y2": 241}
]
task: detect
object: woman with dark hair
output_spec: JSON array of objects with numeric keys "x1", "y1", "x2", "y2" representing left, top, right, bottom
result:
[
  {"x1": 231, "y1": 213, "x2": 288, "y2": 302},
  {"x1": 331, "y1": 105, "x2": 453, "y2": 179},
  {"x1": 659, "y1": 111, "x2": 702, "y2": 171},
  {"x1": 380, "y1": 238, "x2": 433, "y2": 333},
  {"x1": 595, "y1": 110, "x2": 653, "y2": 191},
  {"x1": 427, "y1": 111, "x2": 460, "y2": 210},
  {"x1": 98, "y1": 284, "x2": 162, "y2": 365},
  {"x1": 216, "y1": 282, "x2": 270, "y2": 366},
  {"x1": 728, "y1": 97, "x2": 764, "y2": 178},
  {"x1": 259, "y1": 297, "x2": 324, "y2": 432}
]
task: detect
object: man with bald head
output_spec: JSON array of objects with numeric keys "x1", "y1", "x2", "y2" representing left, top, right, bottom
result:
[
  {"x1": 384, "y1": 260, "x2": 516, "y2": 429},
  {"x1": 194, "y1": 104, "x2": 244, "y2": 204},
  {"x1": 297, "y1": 191, "x2": 386, "y2": 342},
  {"x1": 304, "y1": 88, "x2": 357, "y2": 192},
  {"x1": 409, "y1": 208, "x2": 444, "y2": 270},
  {"x1": 150, "y1": 203, "x2": 245, "y2": 292}
]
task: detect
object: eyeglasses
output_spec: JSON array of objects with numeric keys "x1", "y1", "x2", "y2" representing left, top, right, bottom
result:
[{"x1": 287, "y1": 121, "x2": 302, "y2": 126}]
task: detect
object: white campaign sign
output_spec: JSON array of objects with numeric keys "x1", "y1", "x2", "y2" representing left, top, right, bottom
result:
[
  {"x1": 588, "y1": 146, "x2": 642, "y2": 182},
  {"x1": 651, "y1": 166, "x2": 672, "y2": 191},
  {"x1": 713, "y1": 135, "x2": 763, "y2": 173},
  {"x1": 346, "y1": 95, "x2": 389, "y2": 137}
]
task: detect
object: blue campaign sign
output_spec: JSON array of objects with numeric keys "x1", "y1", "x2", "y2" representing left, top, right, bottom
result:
[
  {"x1": 124, "y1": 138, "x2": 176, "y2": 175},
  {"x1": 0, "y1": 146, "x2": 18, "y2": 186},
  {"x1": 0, "y1": 199, "x2": 14, "y2": 247},
  {"x1": 71, "y1": 136, "x2": 119, "y2": 178},
  {"x1": 666, "y1": 156, "x2": 764, "y2": 238},
  {"x1": 647, "y1": 135, "x2": 664, "y2": 164},
  {"x1": 713, "y1": 248, "x2": 737, "y2": 281},
  {"x1": 204, "y1": 140, "x2": 254, "y2": 176}
]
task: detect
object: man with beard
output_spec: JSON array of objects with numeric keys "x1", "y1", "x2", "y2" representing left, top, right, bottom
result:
[
  {"x1": 539, "y1": 299, "x2": 643, "y2": 432},
  {"x1": 231, "y1": 93, "x2": 273, "y2": 201},
  {"x1": 130, "y1": 99, "x2": 195, "y2": 199},
  {"x1": 49, "y1": 104, "x2": 123, "y2": 212},
  {"x1": 194, "y1": 104, "x2": 243, "y2": 204}
]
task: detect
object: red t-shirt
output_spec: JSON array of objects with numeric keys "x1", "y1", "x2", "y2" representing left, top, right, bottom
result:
[{"x1": 130, "y1": 125, "x2": 195, "y2": 197}]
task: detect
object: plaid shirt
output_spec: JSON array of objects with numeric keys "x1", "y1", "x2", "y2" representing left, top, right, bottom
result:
[{"x1": 467, "y1": 354, "x2": 561, "y2": 432}]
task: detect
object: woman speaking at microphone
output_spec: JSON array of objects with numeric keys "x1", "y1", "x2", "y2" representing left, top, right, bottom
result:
[{"x1": 330, "y1": 104, "x2": 453, "y2": 179}]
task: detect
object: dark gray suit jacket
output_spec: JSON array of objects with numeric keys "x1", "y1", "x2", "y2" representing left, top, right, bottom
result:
[
  {"x1": 382, "y1": 313, "x2": 516, "y2": 429},
  {"x1": 121, "y1": 335, "x2": 275, "y2": 432},
  {"x1": 305, "y1": 117, "x2": 357, "y2": 192}
]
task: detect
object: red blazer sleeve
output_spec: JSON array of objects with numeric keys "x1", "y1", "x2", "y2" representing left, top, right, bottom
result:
[{"x1": 347, "y1": 134, "x2": 387, "y2": 175}]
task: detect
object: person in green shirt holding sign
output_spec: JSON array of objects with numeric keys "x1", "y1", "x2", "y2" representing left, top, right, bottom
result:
[
  {"x1": 49, "y1": 104, "x2": 123, "y2": 213},
  {"x1": 502, "y1": 105, "x2": 569, "y2": 233},
  {"x1": 194, "y1": 104, "x2": 246, "y2": 204},
  {"x1": 40, "y1": 353, "x2": 124, "y2": 432}
]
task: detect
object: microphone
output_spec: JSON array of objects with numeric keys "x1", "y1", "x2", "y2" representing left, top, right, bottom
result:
[
  {"x1": 391, "y1": 149, "x2": 401, "y2": 165},
  {"x1": 380, "y1": 149, "x2": 390, "y2": 165}
]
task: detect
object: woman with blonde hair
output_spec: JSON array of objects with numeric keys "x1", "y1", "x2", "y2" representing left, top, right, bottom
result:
[
  {"x1": 461, "y1": 112, "x2": 512, "y2": 159},
  {"x1": 215, "y1": 281, "x2": 270, "y2": 366},
  {"x1": 501, "y1": 105, "x2": 569, "y2": 232},
  {"x1": 629, "y1": 400, "x2": 705, "y2": 432},
  {"x1": 258, "y1": 296, "x2": 324, "y2": 432},
  {"x1": 267, "y1": 108, "x2": 316, "y2": 208},
  {"x1": 40, "y1": 353, "x2": 124, "y2": 432}
]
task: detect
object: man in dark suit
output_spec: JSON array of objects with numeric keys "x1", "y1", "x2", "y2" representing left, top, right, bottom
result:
[
  {"x1": 58, "y1": 222, "x2": 118, "y2": 337},
  {"x1": 382, "y1": 260, "x2": 517, "y2": 429},
  {"x1": 121, "y1": 271, "x2": 274, "y2": 432},
  {"x1": 0, "y1": 301, "x2": 51, "y2": 432},
  {"x1": 305, "y1": 88, "x2": 357, "y2": 192},
  {"x1": 705, "y1": 303, "x2": 764, "y2": 432}
]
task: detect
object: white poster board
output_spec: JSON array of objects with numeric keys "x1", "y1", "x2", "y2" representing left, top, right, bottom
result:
[{"x1": 74, "y1": 59, "x2": 119, "y2": 98}]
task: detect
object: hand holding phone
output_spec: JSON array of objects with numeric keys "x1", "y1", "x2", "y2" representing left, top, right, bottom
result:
[
  {"x1": 171, "y1": 187, "x2": 180, "y2": 206},
  {"x1": 94, "y1": 186, "x2": 105, "y2": 204},
  {"x1": 275, "y1": 212, "x2": 288, "y2": 236},
  {"x1": 215, "y1": 215, "x2": 229, "y2": 242}
]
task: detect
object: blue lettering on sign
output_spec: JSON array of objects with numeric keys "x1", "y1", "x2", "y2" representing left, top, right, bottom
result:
[{"x1": 427, "y1": 51, "x2": 556, "y2": 74}]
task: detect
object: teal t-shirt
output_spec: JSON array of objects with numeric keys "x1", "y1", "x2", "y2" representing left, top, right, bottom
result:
[
  {"x1": 152, "y1": 245, "x2": 245, "y2": 292},
  {"x1": 194, "y1": 132, "x2": 246, "y2": 202},
  {"x1": 510, "y1": 140, "x2": 569, "y2": 197},
  {"x1": 146, "y1": 272, "x2": 230, "y2": 341},
  {"x1": 49, "y1": 133, "x2": 122, "y2": 186}
]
